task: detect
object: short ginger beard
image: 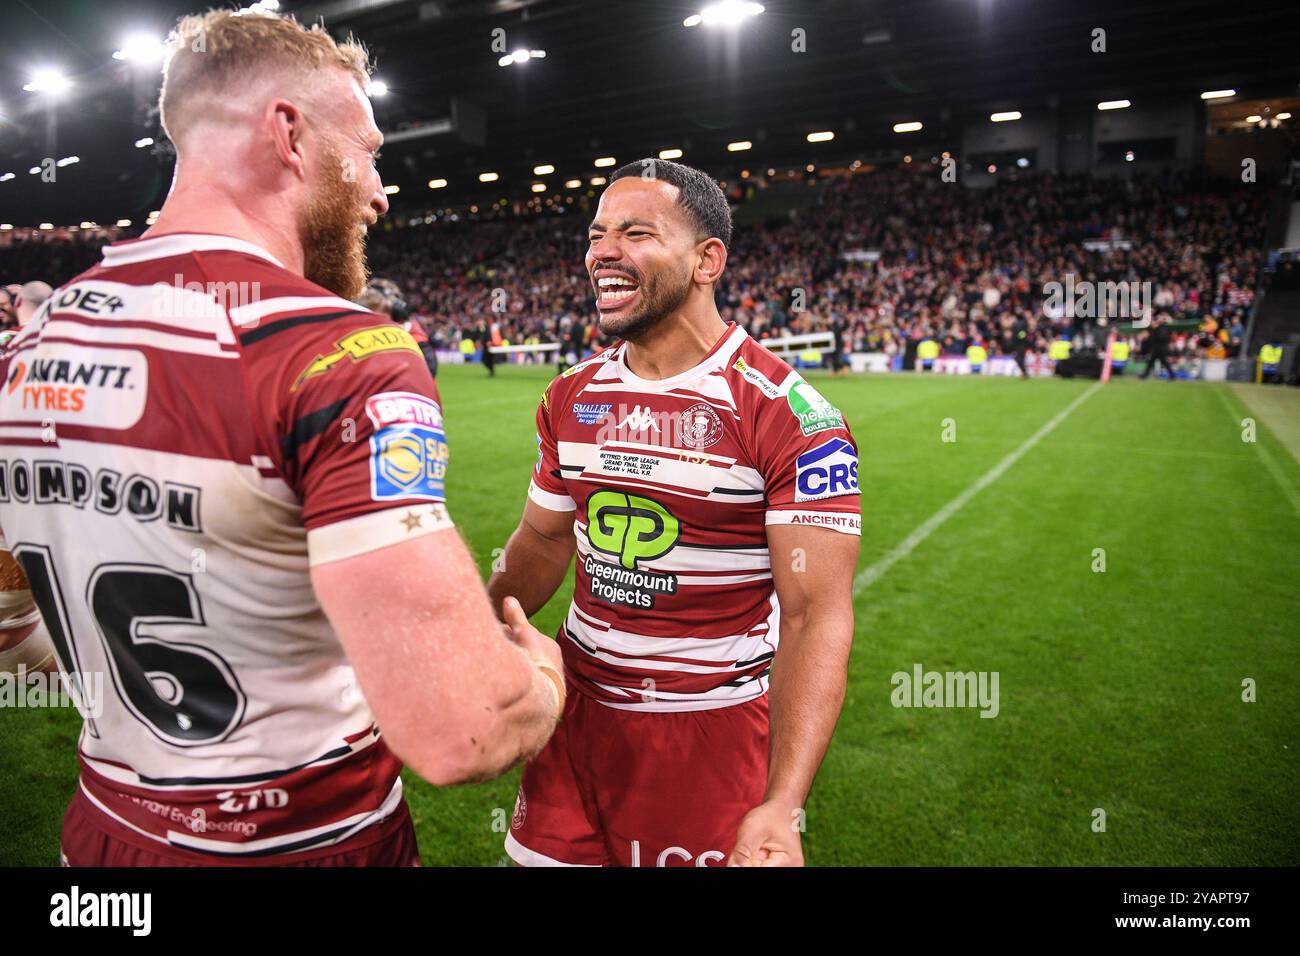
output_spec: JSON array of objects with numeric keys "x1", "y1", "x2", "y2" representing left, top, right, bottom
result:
[
  {"x1": 299, "y1": 147, "x2": 370, "y2": 300},
  {"x1": 597, "y1": 261, "x2": 694, "y2": 342}
]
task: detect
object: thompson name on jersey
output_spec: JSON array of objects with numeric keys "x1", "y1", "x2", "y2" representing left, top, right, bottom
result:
[{"x1": 0, "y1": 233, "x2": 450, "y2": 857}]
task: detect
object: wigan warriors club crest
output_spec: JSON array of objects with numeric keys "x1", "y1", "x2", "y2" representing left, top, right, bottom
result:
[{"x1": 677, "y1": 402, "x2": 724, "y2": 450}]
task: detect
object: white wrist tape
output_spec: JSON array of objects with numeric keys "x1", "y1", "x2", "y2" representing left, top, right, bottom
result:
[{"x1": 0, "y1": 621, "x2": 56, "y2": 673}]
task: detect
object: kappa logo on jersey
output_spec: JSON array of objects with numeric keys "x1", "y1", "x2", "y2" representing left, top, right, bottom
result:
[
  {"x1": 732, "y1": 356, "x2": 782, "y2": 399},
  {"x1": 787, "y1": 380, "x2": 844, "y2": 436},
  {"x1": 292, "y1": 325, "x2": 422, "y2": 391},
  {"x1": 572, "y1": 402, "x2": 613, "y2": 425},
  {"x1": 677, "y1": 402, "x2": 724, "y2": 450},
  {"x1": 365, "y1": 391, "x2": 448, "y2": 502},
  {"x1": 794, "y1": 437, "x2": 859, "y2": 503},
  {"x1": 2, "y1": 345, "x2": 147, "y2": 429},
  {"x1": 618, "y1": 404, "x2": 660, "y2": 433}
]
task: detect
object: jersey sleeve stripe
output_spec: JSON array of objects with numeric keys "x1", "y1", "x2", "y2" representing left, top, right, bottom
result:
[
  {"x1": 528, "y1": 479, "x2": 576, "y2": 512},
  {"x1": 238, "y1": 308, "x2": 370, "y2": 345},
  {"x1": 280, "y1": 395, "x2": 352, "y2": 463}
]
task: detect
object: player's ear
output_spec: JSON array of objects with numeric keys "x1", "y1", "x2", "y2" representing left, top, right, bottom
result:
[
  {"x1": 694, "y1": 237, "x2": 727, "y2": 285},
  {"x1": 266, "y1": 98, "x2": 307, "y2": 180}
]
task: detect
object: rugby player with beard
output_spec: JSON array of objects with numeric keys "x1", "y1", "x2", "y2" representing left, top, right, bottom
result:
[{"x1": 0, "y1": 9, "x2": 562, "y2": 866}]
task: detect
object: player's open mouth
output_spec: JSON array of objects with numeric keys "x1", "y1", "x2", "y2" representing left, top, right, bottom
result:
[{"x1": 594, "y1": 273, "x2": 640, "y2": 310}]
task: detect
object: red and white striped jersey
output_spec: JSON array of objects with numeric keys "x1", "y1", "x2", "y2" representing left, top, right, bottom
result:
[
  {"x1": 530, "y1": 323, "x2": 861, "y2": 713},
  {"x1": 0, "y1": 232, "x2": 451, "y2": 858}
]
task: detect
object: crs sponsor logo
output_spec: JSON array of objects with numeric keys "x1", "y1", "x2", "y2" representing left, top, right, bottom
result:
[
  {"x1": 629, "y1": 840, "x2": 725, "y2": 867},
  {"x1": 794, "y1": 437, "x2": 859, "y2": 503},
  {"x1": 2, "y1": 345, "x2": 146, "y2": 429},
  {"x1": 292, "y1": 324, "x2": 422, "y2": 391},
  {"x1": 365, "y1": 391, "x2": 449, "y2": 502}
]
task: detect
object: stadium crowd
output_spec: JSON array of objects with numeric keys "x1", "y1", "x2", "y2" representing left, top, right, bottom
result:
[{"x1": 0, "y1": 166, "x2": 1268, "y2": 365}]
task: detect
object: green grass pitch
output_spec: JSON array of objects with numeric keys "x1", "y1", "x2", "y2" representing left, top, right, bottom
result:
[{"x1": 2, "y1": 363, "x2": 1297, "y2": 866}]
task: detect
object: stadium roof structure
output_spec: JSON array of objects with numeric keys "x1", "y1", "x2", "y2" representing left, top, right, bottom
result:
[{"x1": 1, "y1": 0, "x2": 1297, "y2": 226}]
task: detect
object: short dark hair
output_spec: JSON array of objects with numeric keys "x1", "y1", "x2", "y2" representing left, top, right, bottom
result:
[{"x1": 609, "y1": 158, "x2": 733, "y2": 249}]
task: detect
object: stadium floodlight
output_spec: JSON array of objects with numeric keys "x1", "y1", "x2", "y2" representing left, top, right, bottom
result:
[
  {"x1": 594, "y1": 156, "x2": 616, "y2": 168},
  {"x1": 892, "y1": 122, "x2": 922, "y2": 134},
  {"x1": 56, "y1": 156, "x2": 80, "y2": 167},
  {"x1": 0, "y1": 173, "x2": 13, "y2": 182},
  {"x1": 134, "y1": 137, "x2": 154, "y2": 148},
  {"x1": 1278, "y1": 113, "x2": 1292, "y2": 121},
  {"x1": 428, "y1": 178, "x2": 448, "y2": 189},
  {"x1": 658, "y1": 148, "x2": 684, "y2": 160},
  {"x1": 1245, "y1": 114, "x2": 1261, "y2": 122},
  {"x1": 116, "y1": 219, "x2": 132, "y2": 227},
  {"x1": 39, "y1": 223, "x2": 54, "y2": 230},
  {"x1": 28, "y1": 167, "x2": 40, "y2": 175},
  {"x1": 684, "y1": 2, "x2": 765, "y2": 28},
  {"x1": 367, "y1": 79, "x2": 389, "y2": 97},
  {"x1": 1200, "y1": 89, "x2": 1235, "y2": 100},
  {"x1": 0, "y1": 224, "x2": 11, "y2": 230},
  {"x1": 990, "y1": 111, "x2": 1022, "y2": 122},
  {"x1": 1097, "y1": 99, "x2": 1131, "y2": 110},
  {"x1": 479, "y1": 172, "x2": 499, "y2": 182},
  {"x1": 727, "y1": 140, "x2": 752, "y2": 152},
  {"x1": 383, "y1": 185, "x2": 400, "y2": 195},
  {"x1": 531, "y1": 182, "x2": 546, "y2": 192},
  {"x1": 113, "y1": 35, "x2": 165, "y2": 64},
  {"x1": 23, "y1": 69, "x2": 72, "y2": 95},
  {"x1": 499, "y1": 49, "x2": 546, "y2": 67},
  {"x1": 807, "y1": 130, "x2": 836, "y2": 142},
  {"x1": 79, "y1": 221, "x2": 96, "y2": 229},
  {"x1": 533, "y1": 164, "x2": 555, "y2": 175},
  {"x1": 1016, "y1": 157, "x2": 1030, "y2": 168},
  {"x1": 565, "y1": 178, "x2": 582, "y2": 188},
  {"x1": 590, "y1": 176, "x2": 607, "y2": 186}
]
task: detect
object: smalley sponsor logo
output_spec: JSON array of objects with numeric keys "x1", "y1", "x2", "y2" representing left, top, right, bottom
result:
[
  {"x1": 571, "y1": 401, "x2": 613, "y2": 425},
  {"x1": 4, "y1": 346, "x2": 146, "y2": 427}
]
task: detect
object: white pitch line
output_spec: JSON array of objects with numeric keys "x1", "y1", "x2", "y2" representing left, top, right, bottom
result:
[
  {"x1": 854, "y1": 382, "x2": 1103, "y2": 593},
  {"x1": 1215, "y1": 387, "x2": 1300, "y2": 519}
]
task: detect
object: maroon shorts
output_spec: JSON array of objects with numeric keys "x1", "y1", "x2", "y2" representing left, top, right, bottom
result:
[
  {"x1": 60, "y1": 785, "x2": 420, "y2": 867},
  {"x1": 505, "y1": 691, "x2": 769, "y2": 867}
]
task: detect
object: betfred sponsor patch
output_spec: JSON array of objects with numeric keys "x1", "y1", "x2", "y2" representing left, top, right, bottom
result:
[
  {"x1": 794, "y1": 437, "x2": 859, "y2": 503},
  {"x1": 364, "y1": 391, "x2": 448, "y2": 502}
]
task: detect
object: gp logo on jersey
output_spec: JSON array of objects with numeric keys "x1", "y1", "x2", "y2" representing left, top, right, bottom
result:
[
  {"x1": 795, "y1": 438, "x2": 859, "y2": 503},
  {"x1": 586, "y1": 490, "x2": 680, "y2": 569},
  {"x1": 365, "y1": 391, "x2": 448, "y2": 502}
]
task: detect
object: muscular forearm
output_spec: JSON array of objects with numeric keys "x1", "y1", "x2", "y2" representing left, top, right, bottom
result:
[
  {"x1": 487, "y1": 522, "x2": 574, "y2": 619},
  {"x1": 764, "y1": 610, "x2": 853, "y2": 807}
]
